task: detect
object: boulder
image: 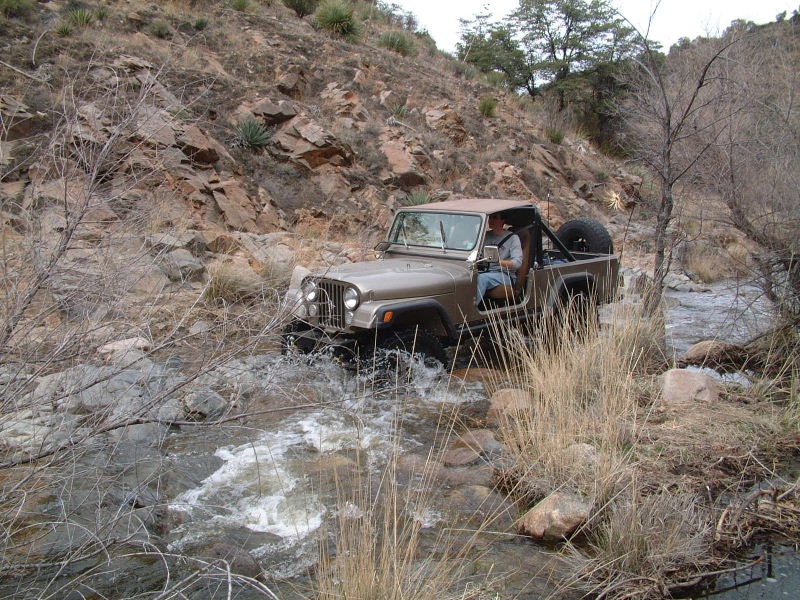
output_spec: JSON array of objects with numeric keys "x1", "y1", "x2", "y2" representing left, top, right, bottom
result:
[
  {"x1": 178, "y1": 125, "x2": 225, "y2": 164},
  {"x1": 518, "y1": 492, "x2": 592, "y2": 540},
  {"x1": 380, "y1": 140, "x2": 427, "y2": 186},
  {"x1": 276, "y1": 64, "x2": 307, "y2": 98},
  {"x1": 379, "y1": 90, "x2": 407, "y2": 110},
  {"x1": 487, "y1": 388, "x2": 530, "y2": 426},
  {"x1": 455, "y1": 429, "x2": 503, "y2": 454},
  {"x1": 680, "y1": 340, "x2": 751, "y2": 371},
  {"x1": 1, "y1": 95, "x2": 38, "y2": 140},
  {"x1": 134, "y1": 106, "x2": 177, "y2": 147},
  {"x1": 272, "y1": 115, "x2": 354, "y2": 169},
  {"x1": 488, "y1": 162, "x2": 534, "y2": 197},
  {"x1": 208, "y1": 543, "x2": 261, "y2": 578},
  {"x1": 423, "y1": 103, "x2": 468, "y2": 144},
  {"x1": 320, "y1": 83, "x2": 370, "y2": 121},
  {"x1": 184, "y1": 390, "x2": 228, "y2": 419},
  {"x1": 109, "y1": 423, "x2": 168, "y2": 446},
  {"x1": 162, "y1": 249, "x2": 205, "y2": 282},
  {"x1": 251, "y1": 98, "x2": 297, "y2": 125},
  {"x1": 98, "y1": 337, "x2": 151, "y2": 356},
  {"x1": 661, "y1": 368, "x2": 720, "y2": 404},
  {"x1": 442, "y1": 446, "x2": 482, "y2": 467},
  {"x1": 212, "y1": 180, "x2": 260, "y2": 232}
]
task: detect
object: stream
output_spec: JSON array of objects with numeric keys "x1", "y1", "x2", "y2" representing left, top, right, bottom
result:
[{"x1": 8, "y1": 279, "x2": 794, "y2": 599}]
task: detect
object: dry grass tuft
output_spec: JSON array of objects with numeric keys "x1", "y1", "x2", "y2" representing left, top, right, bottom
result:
[{"x1": 489, "y1": 302, "x2": 665, "y2": 499}]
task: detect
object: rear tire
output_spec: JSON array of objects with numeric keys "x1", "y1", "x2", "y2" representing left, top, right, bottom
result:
[{"x1": 556, "y1": 218, "x2": 614, "y2": 254}]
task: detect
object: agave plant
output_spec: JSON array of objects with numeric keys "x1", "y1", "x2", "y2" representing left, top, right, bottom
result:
[{"x1": 236, "y1": 119, "x2": 271, "y2": 150}]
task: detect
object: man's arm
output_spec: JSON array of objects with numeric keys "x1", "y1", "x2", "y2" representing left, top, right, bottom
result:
[{"x1": 500, "y1": 235, "x2": 522, "y2": 270}]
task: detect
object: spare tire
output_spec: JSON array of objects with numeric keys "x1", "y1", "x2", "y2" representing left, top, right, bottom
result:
[{"x1": 556, "y1": 218, "x2": 614, "y2": 254}]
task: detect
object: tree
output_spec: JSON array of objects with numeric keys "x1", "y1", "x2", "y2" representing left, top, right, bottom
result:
[
  {"x1": 614, "y1": 35, "x2": 740, "y2": 314},
  {"x1": 508, "y1": 0, "x2": 637, "y2": 105}
]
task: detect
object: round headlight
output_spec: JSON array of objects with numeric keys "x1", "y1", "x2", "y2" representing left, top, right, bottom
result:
[
  {"x1": 343, "y1": 287, "x2": 360, "y2": 310},
  {"x1": 303, "y1": 279, "x2": 318, "y2": 302}
]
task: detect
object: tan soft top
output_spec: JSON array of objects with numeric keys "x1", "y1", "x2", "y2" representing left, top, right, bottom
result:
[{"x1": 405, "y1": 198, "x2": 537, "y2": 214}]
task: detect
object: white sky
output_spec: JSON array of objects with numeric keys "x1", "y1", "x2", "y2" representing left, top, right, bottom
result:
[{"x1": 394, "y1": 0, "x2": 797, "y2": 52}]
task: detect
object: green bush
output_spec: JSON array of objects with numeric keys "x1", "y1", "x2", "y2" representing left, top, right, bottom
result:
[
  {"x1": 453, "y1": 61, "x2": 478, "y2": 80},
  {"x1": 56, "y1": 22, "x2": 73, "y2": 36},
  {"x1": 236, "y1": 119, "x2": 271, "y2": 150},
  {"x1": 231, "y1": 0, "x2": 249, "y2": 11},
  {"x1": 96, "y1": 7, "x2": 108, "y2": 21},
  {"x1": 150, "y1": 20, "x2": 171, "y2": 39},
  {"x1": 67, "y1": 8, "x2": 94, "y2": 27},
  {"x1": 391, "y1": 104, "x2": 409, "y2": 118},
  {"x1": 546, "y1": 127, "x2": 565, "y2": 144},
  {"x1": 314, "y1": 0, "x2": 362, "y2": 42},
  {"x1": 479, "y1": 96, "x2": 498, "y2": 118},
  {"x1": 283, "y1": 0, "x2": 319, "y2": 17},
  {"x1": 485, "y1": 71, "x2": 508, "y2": 89},
  {"x1": 193, "y1": 17, "x2": 209, "y2": 30},
  {"x1": 1, "y1": 0, "x2": 32, "y2": 18},
  {"x1": 377, "y1": 30, "x2": 416, "y2": 56}
]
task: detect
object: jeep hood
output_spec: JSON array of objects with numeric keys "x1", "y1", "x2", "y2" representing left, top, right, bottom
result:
[{"x1": 320, "y1": 258, "x2": 462, "y2": 300}]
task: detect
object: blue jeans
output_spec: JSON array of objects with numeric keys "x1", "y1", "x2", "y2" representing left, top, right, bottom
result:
[{"x1": 477, "y1": 271, "x2": 514, "y2": 304}]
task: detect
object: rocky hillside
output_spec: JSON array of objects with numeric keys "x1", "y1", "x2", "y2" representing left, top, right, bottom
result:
[{"x1": 1, "y1": 0, "x2": 646, "y2": 286}]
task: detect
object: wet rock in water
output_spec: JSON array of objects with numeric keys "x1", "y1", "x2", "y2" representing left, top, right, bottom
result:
[
  {"x1": 440, "y1": 465, "x2": 494, "y2": 487},
  {"x1": 518, "y1": 491, "x2": 592, "y2": 540},
  {"x1": 207, "y1": 543, "x2": 262, "y2": 578},
  {"x1": 486, "y1": 388, "x2": 530, "y2": 427},
  {"x1": 455, "y1": 429, "x2": 503, "y2": 454},
  {"x1": 397, "y1": 453, "x2": 444, "y2": 480},
  {"x1": 109, "y1": 422, "x2": 169, "y2": 446},
  {"x1": 680, "y1": 340, "x2": 751, "y2": 371},
  {"x1": 442, "y1": 446, "x2": 482, "y2": 467},
  {"x1": 445, "y1": 485, "x2": 516, "y2": 530},
  {"x1": 183, "y1": 390, "x2": 228, "y2": 419},
  {"x1": 661, "y1": 368, "x2": 720, "y2": 404}
]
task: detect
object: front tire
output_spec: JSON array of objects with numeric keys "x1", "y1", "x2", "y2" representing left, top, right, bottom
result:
[{"x1": 360, "y1": 327, "x2": 447, "y2": 384}]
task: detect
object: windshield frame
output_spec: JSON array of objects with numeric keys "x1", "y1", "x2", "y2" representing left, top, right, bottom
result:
[{"x1": 387, "y1": 211, "x2": 484, "y2": 252}]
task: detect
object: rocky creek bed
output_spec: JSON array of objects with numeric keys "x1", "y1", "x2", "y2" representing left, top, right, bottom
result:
[{"x1": 1, "y1": 281, "x2": 796, "y2": 599}]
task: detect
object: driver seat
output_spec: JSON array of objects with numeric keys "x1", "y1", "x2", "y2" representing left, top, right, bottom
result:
[{"x1": 486, "y1": 228, "x2": 532, "y2": 302}]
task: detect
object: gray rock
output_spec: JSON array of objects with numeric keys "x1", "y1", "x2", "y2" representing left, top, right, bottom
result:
[
  {"x1": 162, "y1": 248, "x2": 205, "y2": 282},
  {"x1": 184, "y1": 390, "x2": 228, "y2": 419},
  {"x1": 108, "y1": 422, "x2": 168, "y2": 446},
  {"x1": 207, "y1": 542, "x2": 261, "y2": 578},
  {"x1": 518, "y1": 492, "x2": 592, "y2": 540}
]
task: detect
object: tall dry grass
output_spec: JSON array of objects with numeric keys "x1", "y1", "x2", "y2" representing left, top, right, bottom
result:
[
  {"x1": 313, "y1": 450, "x2": 481, "y2": 600},
  {"x1": 487, "y1": 301, "x2": 665, "y2": 500}
]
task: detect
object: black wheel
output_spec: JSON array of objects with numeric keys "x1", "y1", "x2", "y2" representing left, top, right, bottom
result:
[
  {"x1": 281, "y1": 320, "x2": 314, "y2": 355},
  {"x1": 556, "y1": 218, "x2": 614, "y2": 254},
  {"x1": 360, "y1": 327, "x2": 447, "y2": 383}
]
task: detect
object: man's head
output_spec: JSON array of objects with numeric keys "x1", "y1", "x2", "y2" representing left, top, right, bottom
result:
[{"x1": 488, "y1": 212, "x2": 507, "y2": 231}]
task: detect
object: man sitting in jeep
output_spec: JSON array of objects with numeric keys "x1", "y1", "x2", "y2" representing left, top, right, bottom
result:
[{"x1": 477, "y1": 212, "x2": 523, "y2": 304}]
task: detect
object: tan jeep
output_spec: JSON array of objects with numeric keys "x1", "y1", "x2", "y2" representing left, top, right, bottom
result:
[{"x1": 283, "y1": 198, "x2": 619, "y2": 366}]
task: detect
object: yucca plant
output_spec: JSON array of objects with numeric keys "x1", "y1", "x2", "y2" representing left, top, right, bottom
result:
[
  {"x1": 283, "y1": 0, "x2": 319, "y2": 17},
  {"x1": 1, "y1": 0, "x2": 33, "y2": 18},
  {"x1": 378, "y1": 30, "x2": 416, "y2": 56},
  {"x1": 96, "y1": 7, "x2": 108, "y2": 21},
  {"x1": 55, "y1": 22, "x2": 73, "y2": 36},
  {"x1": 479, "y1": 96, "x2": 498, "y2": 118},
  {"x1": 193, "y1": 17, "x2": 209, "y2": 30},
  {"x1": 231, "y1": 0, "x2": 249, "y2": 11},
  {"x1": 236, "y1": 119, "x2": 271, "y2": 150},
  {"x1": 149, "y1": 20, "x2": 171, "y2": 39},
  {"x1": 67, "y1": 8, "x2": 94, "y2": 27},
  {"x1": 314, "y1": 0, "x2": 362, "y2": 42},
  {"x1": 546, "y1": 126, "x2": 565, "y2": 144}
]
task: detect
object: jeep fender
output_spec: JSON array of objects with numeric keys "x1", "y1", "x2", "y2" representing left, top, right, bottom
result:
[
  {"x1": 545, "y1": 272, "x2": 597, "y2": 315},
  {"x1": 374, "y1": 299, "x2": 457, "y2": 339}
]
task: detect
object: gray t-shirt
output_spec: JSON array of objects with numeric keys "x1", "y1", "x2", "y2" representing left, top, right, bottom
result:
[{"x1": 484, "y1": 230, "x2": 523, "y2": 276}]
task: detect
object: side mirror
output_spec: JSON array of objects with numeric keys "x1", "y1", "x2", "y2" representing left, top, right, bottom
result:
[
  {"x1": 484, "y1": 245, "x2": 500, "y2": 263},
  {"x1": 374, "y1": 240, "x2": 391, "y2": 258}
]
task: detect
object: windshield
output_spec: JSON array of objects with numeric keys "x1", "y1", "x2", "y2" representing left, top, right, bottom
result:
[{"x1": 388, "y1": 212, "x2": 482, "y2": 251}]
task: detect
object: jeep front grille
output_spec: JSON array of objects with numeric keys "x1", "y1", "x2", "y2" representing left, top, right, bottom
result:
[{"x1": 316, "y1": 279, "x2": 346, "y2": 328}]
